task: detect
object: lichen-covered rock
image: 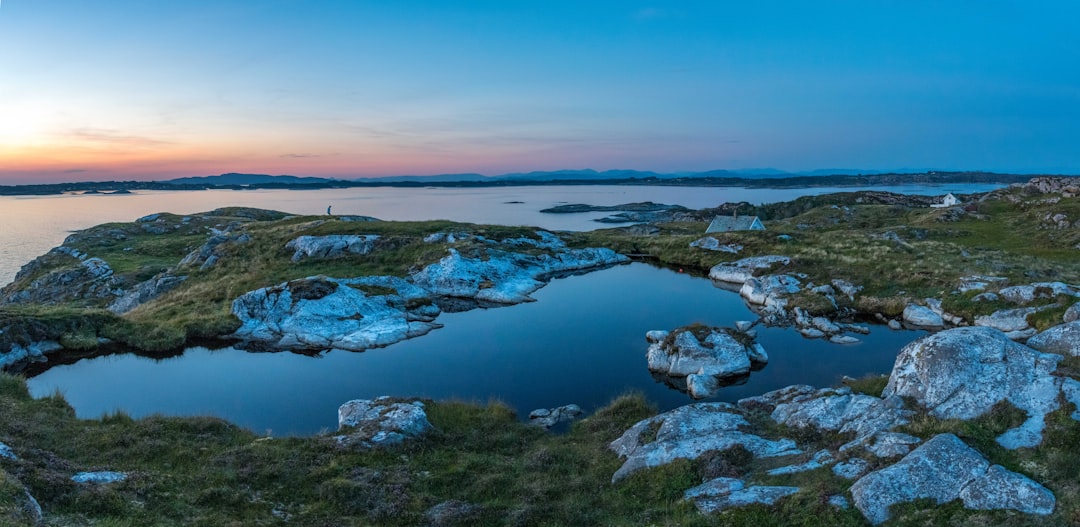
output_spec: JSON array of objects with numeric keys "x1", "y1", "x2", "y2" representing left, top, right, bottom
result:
[
  {"x1": 833, "y1": 458, "x2": 871, "y2": 480},
  {"x1": 884, "y1": 327, "x2": 1066, "y2": 449},
  {"x1": 285, "y1": 235, "x2": 381, "y2": 262},
  {"x1": 232, "y1": 275, "x2": 441, "y2": 352},
  {"x1": 1026, "y1": 321, "x2": 1080, "y2": 356},
  {"x1": 336, "y1": 397, "x2": 432, "y2": 448},
  {"x1": 765, "y1": 386, "x2": 912, "y2": 452},
  {"x1": 410, "y1": 239, "x2": 628, "y2": 304},
  {"x1": 0, "y1": 442, "x2": 15, "y2": 460},
  {"x1": 1064, "y1": 302, "x2": 1080, "y2": 323},
  {"x1": 683, "y1": 477, "x2": 799, "y2": 514},
  {"x1": 609, "y1": 403, "x2": 799, "y2": 482},
  {"x1": 765, "y1": 449, "x2": 834, "y2": 476},
  {"x1": 708, "y1": 255, "x2": 790, "y2": 284},
  {"x1": 645, "y1": 326, "x2": 767, "y2": 399},
  {"x1": 902, "y1": 304, "x2": 943, "y2": 328},
  {"x1": 1, "y1": 250, "x2": 121, "y2": 306},
  {"x1": 850, "y1": 434, "x2": 1054, "y2": 525}
]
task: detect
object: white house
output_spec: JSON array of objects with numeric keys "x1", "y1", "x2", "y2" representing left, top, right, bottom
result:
[{"x1": 930, "y1": 193, "x2": 961, "y2": 208}]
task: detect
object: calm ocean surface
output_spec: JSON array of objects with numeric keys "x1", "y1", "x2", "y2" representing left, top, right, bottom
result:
[{"x1": 4, "y1": 184, "x2": 987, "y2": 434}]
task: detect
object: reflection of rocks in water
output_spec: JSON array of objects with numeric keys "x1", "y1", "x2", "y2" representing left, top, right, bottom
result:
[
  {"x1": 432, "y1": 296, "x2": 504, "y2": 313},
  {"x1": 650, "y1": 369, "x2": 750, "y2": 395}
]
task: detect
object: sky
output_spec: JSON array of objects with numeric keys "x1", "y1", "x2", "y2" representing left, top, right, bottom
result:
[{"x1": 1, "y1": 1, "x2": 1079, "y2": 183}]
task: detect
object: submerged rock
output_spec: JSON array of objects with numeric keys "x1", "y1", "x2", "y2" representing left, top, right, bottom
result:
[
  {"x1": 231, "y1": 275, "x2": 441, "y2": 352},
  {"x1": 850, "y1": 434, "x2": 1054, "y2": 525},
  {"x1": 645, "y1": 326, "x2": 767, "y2": 399},
  {"x1": 884, "y1": 326, "x2": 1066, "y2": 449},
  {"x1": 609, "y1": 402, "x2": 799, "y2": 482},
  {"x1": 336, "y1": 397, "x2": 432, "y2": 448}
]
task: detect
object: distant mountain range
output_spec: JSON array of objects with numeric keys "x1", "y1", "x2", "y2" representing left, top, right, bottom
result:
[{"x1": 163, "y1": 168, "x2": 919, "y2": 186}]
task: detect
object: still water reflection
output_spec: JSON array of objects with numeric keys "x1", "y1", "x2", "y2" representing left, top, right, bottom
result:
[{"x1": 28, "y1": 264, "x2": 918, "y2": 436}]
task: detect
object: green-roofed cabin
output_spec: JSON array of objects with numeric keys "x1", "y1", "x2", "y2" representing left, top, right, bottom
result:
[{"x1": 705, "y1": 215, "x2": 765, "y2": 233}]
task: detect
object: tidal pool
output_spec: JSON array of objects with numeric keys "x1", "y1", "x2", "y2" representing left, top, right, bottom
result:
[{"x1": 27, "y1": 263, "x2": 920, "y2": 435}]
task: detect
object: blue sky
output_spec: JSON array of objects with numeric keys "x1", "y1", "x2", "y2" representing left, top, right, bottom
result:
[{"x1": 1, "y1": 0, "x2": 1078, "y2": 182}]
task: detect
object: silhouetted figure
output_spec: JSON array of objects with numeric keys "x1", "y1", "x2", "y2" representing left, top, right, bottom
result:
[{"x1": 327, "y1": 205, "x2": 332, "y2": 215}]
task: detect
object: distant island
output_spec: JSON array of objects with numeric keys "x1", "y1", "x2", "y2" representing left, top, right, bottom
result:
[{"x1": 0, "y1": 170, "x2": 1056, "y2": 196}]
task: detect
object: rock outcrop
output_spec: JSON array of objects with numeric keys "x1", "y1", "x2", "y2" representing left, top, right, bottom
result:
[
  {"x1": 645, "y1": 326, "x2": 767, "y2": 399},
  {"x1": 335, "y1": 397, "x2": 432, "y2": 448},
  {"x1": 410, "y1": 237, "x2": 627, "y2": 304},
  {"x1": 884, "y1": 326, "x2": 1068, "y2": 448},
  {"x1": 71, "y1": 471, "x2": 128, "y2": 484},
  {"x1": 285, "y1": 235, "x2": 380, "y2": 262},
  {"x1": 0, "y1": 340, "x2": 62, "y2": 371},
  {"x1": 107, "y1": 273, "x2": 188, "y2": 314},
  {"x1": 708, "y1": 255, "x2": 790, "y2": 284},
  {"x1": 609, "y1": 402, "x2": 799, "y2": 482},
  {"x1": 689, "y1": 237, "x2": 742, "y2": 253},
  {"x1": 232, "y1": 275, "x2": 441, "y2": 352},
  {"x1": 850, "y1": 434, "x2": 1054, "y2": 524}
]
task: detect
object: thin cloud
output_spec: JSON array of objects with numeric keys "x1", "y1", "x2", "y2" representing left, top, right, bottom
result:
[{"x1": 60, "y1": 127, "x2": 172, "y2": 148}]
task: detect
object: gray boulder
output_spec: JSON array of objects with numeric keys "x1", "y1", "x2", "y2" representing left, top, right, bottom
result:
[
  {"x1": 609, "y1": 402, "x2": 800, "y2": 482},
  {"x1": 1026, "y1": 321, "x2": 1080, "y2": 356},
  {"x1": 0, "y1": 470, "x2": 41, "y2": 525},
  {"x1": 884, "y1": 327, "x2": 1065, "y2": 448},
  {"x1": 528, "y1": 404, "x2": 583, "y2": 429},
  {"x1": 902, "y1": 304, "x2": 943, "y2": 328},
  {"x1": 833, "y1": 458, "x2": 871, "y2": 480},
  {"x1": 336, "y1": 397, "x2": 432, "y2": 448},
  {"x1": 232, "y1": 275, "x2": 441, "y2": 352},
  {"x1": 286, "y1": 234, "x2": 380, "y2": 262},
  {"x1": 0, "y1": 442, "x2": 14, "y2": 460},
  {"x1": 684, "y1": 477, "x2": 799, "y2": 514},
  {"x1": 850, "y1": 434, "x2": 1054, "y2": 525},
  {"x1": 974, "y1": 306, "x2": 1053, "y2": 337},
  {"x1": 1064, "y1": 302, "x2": 1080, "y2": 323},
  {"x1": 645, "y1": 326, "x2": 767, "y2": 399}
]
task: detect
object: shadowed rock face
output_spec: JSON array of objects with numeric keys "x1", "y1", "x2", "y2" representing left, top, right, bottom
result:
[
  {"x1": 884, "y1": 326, "x2": 1066, "y2": 449},
  {"x1": 851, "y1": 434, "x2": 1054, "y2": 525}
]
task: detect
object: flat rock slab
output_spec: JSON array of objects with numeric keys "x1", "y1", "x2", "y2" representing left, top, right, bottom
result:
[
  {"x1": 71, "y1": 471, "x2": 127, "y2": 484},
  {"x1": 684, "y1": 477, "x2": 799, "y2": 514},
  {"x1": 1027, "y1": 320, "x2": 1080, "y2": 356},
  {"x1": 850, "y1": 434, "x2": 1054, "y2": 525},
  {"x1": 609, "y1": 402, "x2": 799, "y2": 482}
]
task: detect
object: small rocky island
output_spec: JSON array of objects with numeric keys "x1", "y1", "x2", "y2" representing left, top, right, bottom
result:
[{"x1": 3, "y1": 176, "x2": 1080, "y2": 525}]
